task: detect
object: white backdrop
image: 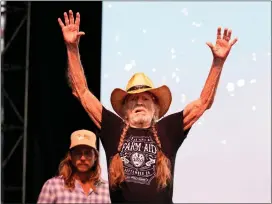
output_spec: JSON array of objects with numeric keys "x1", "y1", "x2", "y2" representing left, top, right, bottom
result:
[{"x1": 99, "y1": 2, "x2": 271, "y2": 203}]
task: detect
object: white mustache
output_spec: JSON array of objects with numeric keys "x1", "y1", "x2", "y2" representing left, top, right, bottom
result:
[{"x1": 133, "y1": 104, "x2": 147, "y2": 110}]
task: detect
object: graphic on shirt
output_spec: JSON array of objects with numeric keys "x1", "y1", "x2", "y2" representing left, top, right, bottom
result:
[{"x1": 120, "y1": 135, "x2": 157, "y2": 185}]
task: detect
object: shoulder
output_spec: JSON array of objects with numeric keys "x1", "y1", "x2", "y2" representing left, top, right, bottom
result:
[
  {"x1": 157, "y1": 110, "x2": 184, "y2": 126},
  {"x1": 101, "y1": 106, "x2": 125, "y2": 132},
  {"x1": 156, "y1": 110, "x2": 189, "y2": 146},
  {"x1": 96, "y1": 179, "x2": 111, "y2": 202},
  {"x1": 97, "y1": 178, "x2": 109, "y2": 186},
  {"x1": 102, "y1": 106, "x2": 123, "y2": 121},
  {"x1": 43, "y1": 176, "x2": 64, "y2": 188},
  {"x1": 96, "y1": 178, "x2": 110, "y2": 192}
]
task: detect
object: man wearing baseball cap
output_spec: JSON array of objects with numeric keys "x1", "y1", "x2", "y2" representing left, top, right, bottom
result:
[{"x1": 37, "y1": 130, "x2": 111, "y2": 203}]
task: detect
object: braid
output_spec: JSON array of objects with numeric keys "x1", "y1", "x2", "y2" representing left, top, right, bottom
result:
[
  {"x1": 109, "y1": 123, "x2": 129, "y2": 189},
  {"x1": 118, "y1": 123, "x2": 130, "y2": 152},
  {"x1": 151, "y1": 123, "x2": 172, "y2": 190},
  {"x1": 151, "y1": 124, "x2": 162, "y2": 149}
]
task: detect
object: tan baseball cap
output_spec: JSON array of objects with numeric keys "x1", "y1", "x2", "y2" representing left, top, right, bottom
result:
[{"x1": 69, "y1": 129, "x2": 97, "y2": 150}]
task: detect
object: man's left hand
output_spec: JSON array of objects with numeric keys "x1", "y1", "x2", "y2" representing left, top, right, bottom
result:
[{"x1": 206, "y1": 27, "x2": 238, "y2": 61}]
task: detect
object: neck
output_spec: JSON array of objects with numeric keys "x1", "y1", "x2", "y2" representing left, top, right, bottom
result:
[{"x1": 74, "y1": 172, "x2": 91, "y2": 183}]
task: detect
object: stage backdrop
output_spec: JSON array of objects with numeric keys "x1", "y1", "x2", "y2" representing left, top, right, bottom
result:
[{"x1": 100, "y1": 2, "x2": 271, "y2": 203}]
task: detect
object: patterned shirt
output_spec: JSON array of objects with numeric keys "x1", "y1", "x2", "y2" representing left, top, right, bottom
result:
[{"x1": 37, "y1": 176, "x2": 111, "y2": 203}]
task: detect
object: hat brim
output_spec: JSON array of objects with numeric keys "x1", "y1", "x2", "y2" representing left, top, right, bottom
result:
[
  {"x1": 110, "y1": 85, "x2": 172, "y2": 119},
  {"x1": 69, "y1": 141, "x2": 97, "y2": 150}
]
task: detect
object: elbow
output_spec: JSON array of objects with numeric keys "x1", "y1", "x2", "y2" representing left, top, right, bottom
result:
[
  {"x1": 72, "y1": 91, "x2": 79, "y2": 98},
  {"x1": 72, "y1": 87, "x2": 87, "y2": 99},
  {"x1": 200, "y1": 97, "x2": 213, "y2": 111},
  {"x1": 206, "y1": 100, "x2": 214, "y2": 110}
]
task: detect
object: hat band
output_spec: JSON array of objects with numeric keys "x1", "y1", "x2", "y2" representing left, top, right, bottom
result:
[{"x1": 127, "y1": 85, "x2": 152, "y2": 92}]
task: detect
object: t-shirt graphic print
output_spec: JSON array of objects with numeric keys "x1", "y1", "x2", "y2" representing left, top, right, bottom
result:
[
  {"x1": 119, "y1": 134, "x2": 157, "y2": 185},
  {"x1": 101, "y1": 107, "x2": 190, "y2": 203}
]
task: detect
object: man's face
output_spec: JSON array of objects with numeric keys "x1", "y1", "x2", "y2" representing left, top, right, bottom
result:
[
  {"x1": 125, "y1": 92, "x2": 157, "y2": 128},
  {"x1": 70, "y1": 145, "x2": 96, "y2": 173}
]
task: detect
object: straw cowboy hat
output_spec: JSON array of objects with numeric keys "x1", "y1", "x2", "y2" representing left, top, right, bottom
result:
[
  {"x1": 110, "y1": 73, "x2": 172, "y2": 119},
  {"x1": 70, "y1": 129, "x2": 97, "y2": 150}
]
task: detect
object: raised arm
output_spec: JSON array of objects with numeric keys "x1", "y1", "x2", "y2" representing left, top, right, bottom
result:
[
  {"x1": 183, "y1": 27, "x2": 238, "y2": 130},
  {"x1": 58, "y1": 10, "x2": 102, "y2": 129}
]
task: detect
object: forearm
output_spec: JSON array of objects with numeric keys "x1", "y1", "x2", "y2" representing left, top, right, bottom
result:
[
  {"x1": 200, "y1": 58, "x2": 225, "y2": 109},
  {"x1": 66, "y1": 45, "x2": 103, "y2": 128},
  {"x1": 67, "y1": 45, "x2": 88, "y2": 97}
]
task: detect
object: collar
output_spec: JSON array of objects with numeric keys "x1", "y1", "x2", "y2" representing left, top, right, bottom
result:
[
  {"x1": 95, "y1": 179, "x2": 106, "y2": 187},
  {"x1": 74, "y1": 178, "x2": 106, "y2": 195}
]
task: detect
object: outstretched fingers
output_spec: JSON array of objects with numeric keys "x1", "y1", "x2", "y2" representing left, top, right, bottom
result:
[
  {"x1": 58, "y1": 10, "x2": 79, "y2": 28},
  {"x1": 223, "y1": 28, "x2": 229, "y2": 41},
  {"x1": 220, "y1": 27, "x2": 237, "y2": 46},
  {"x1": 75, "y1": 12, "x2": 80, "y2": 26},
  {"x1": 206, "y1": 42, "x2": 214, "y2": 50},
  {"x1": 217, "y1": 27, "x2": 222, "y2": 39},
  {"x1": 227, "y1": 29, "x2": 238, "y2": 46},
  {"x1": 227, "y1": 29, "x2": 232, "y2": 40},
  {"x1": 69, "y1": 10, "x2": 75, "y2": 24},
  {"x1": 64, "y1": 12, "x2": 69, "y2": 26},
  {"x1": 77, "y1": 31, "x2": 85, "y2": 37},
  {"x1": 230, "y1": 37, "x2": 238, "y2": 46},
  {"x1": 57, "y1": 18, "x2": 65, "y2": 28}
]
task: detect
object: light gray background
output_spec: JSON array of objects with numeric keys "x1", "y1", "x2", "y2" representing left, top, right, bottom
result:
[{"x1": 100, "y1": 2, "x2": 271, "y2": 203}]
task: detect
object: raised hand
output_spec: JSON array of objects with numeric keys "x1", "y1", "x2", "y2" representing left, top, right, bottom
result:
[
  {"x1": 58, "y1": 10, "x2": 85, "y2": 47},
  {"x1": 206, "y1": 27, "x2": 238, "y2": 61}
]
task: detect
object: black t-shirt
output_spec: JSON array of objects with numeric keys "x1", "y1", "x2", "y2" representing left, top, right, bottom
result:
[{"x1": 100, "y1": 107, "x2": 190, "y2": 203}]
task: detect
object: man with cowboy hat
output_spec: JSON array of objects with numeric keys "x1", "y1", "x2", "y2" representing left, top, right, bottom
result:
[
  {"x1": 37, "y1": 130, "x2": 111, "y2": 203},
  {"x1": 58, "y1": 10, "x2": 238, "y2": 203}
]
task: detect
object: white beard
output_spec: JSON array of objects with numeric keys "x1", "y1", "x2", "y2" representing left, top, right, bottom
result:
[{"x1": 129, "y1": 113, "x2": 153, "y2": 128}]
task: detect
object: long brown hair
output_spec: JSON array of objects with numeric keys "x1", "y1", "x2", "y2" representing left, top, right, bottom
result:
[
  {"x1": 109, "y1": 95, "x2": 172, "y2": 190},
  {"x1": 58, "y1": 149, "x2": 101, "y2": 190}
]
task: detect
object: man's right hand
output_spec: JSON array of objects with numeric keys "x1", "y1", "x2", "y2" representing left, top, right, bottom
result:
[{"x1": 58, "y1": 10, "x2": 85, "y2": 47}]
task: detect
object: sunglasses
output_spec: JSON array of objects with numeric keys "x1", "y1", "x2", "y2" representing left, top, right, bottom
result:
[{"x1": 70, "y1": 149, "x2": 94, "y2": 159}]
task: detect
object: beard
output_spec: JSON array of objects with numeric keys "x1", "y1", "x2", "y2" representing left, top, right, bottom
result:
[{"x1": 129, "y1": 113, "x2": 153, "y2": 128}]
